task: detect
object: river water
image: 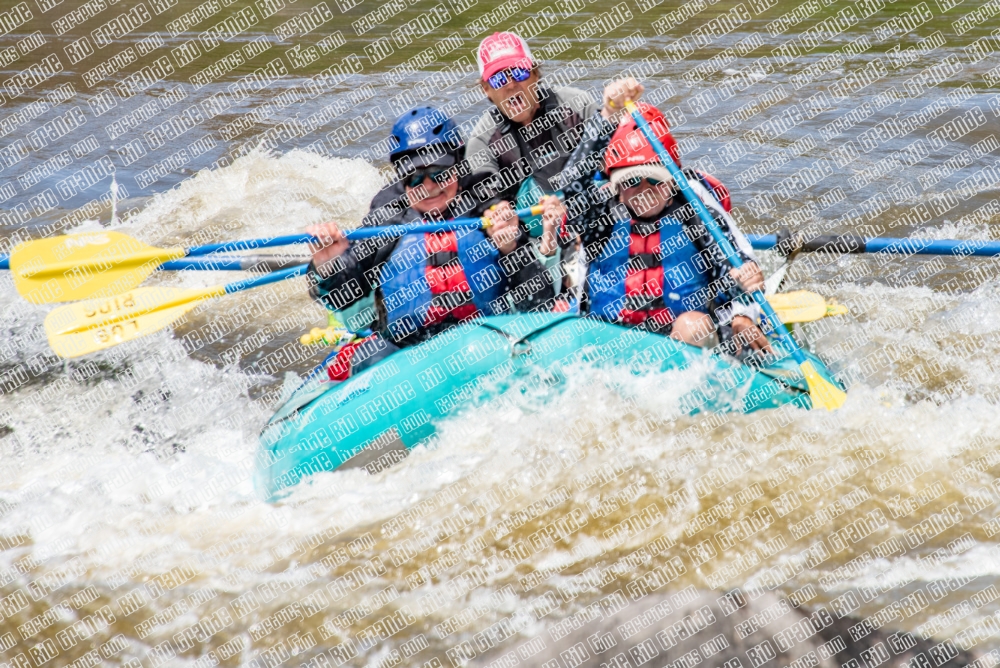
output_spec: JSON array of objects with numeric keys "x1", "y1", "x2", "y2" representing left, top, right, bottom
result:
[{"x1": 2, "y1": 0, "x2": 1000, "y2": 665}]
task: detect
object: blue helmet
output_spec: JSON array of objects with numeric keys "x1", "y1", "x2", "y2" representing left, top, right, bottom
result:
[{"x1": 389, "y1": 107, "x2": 462, "y2": 166}]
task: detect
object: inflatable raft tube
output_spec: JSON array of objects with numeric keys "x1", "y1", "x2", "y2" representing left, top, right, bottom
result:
[{"x1": 256, "y1": 314, "x2": 840, "y2": 499}]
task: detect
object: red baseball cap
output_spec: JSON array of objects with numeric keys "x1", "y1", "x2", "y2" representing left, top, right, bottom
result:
[{"x1": 477, "y1": 32, "x2": 534, "y2": 81}]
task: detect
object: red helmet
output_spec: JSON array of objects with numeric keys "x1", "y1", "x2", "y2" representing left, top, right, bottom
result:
[{"x1": 604, "y1": 102, "x2": 681, "y2": 174}]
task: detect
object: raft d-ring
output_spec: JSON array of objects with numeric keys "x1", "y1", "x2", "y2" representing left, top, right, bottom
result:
[{"x1": 511, "y1": 339, "x2": 532, "y2": 356}]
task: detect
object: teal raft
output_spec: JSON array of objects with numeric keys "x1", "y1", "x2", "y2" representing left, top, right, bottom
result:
[{"x1": 256, "y1": 314, "x2": 841, "y2": 499}]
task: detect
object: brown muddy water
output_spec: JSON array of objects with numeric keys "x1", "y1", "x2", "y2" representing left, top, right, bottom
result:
[{"x1": 2, "y1": 0, "x2": 1000, "y2": 665}]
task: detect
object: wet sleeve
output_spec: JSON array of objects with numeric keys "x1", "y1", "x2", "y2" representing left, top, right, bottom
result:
[
  {"x1": 557, "y1": 111, "x2": 618, "y2": 254},
  {"x1": 683, "y1": 173, "x2": 756, "y2": 267},
  {"x1": 691, "y1": 209, "x2": 761, "y2": 325},
  {"x1": 715, "y1": 212, "x2": 763, "y2": 323},
  {"x1": 554, "y1": 111, "x2": 614, "y2": 196},
  {"x1": 307, "y1": 241, "x2": 378, "y2": 312},
  {"x1": 567, "y1": 188, "x2": 622, "y2": 265},
  {"x1": 466, "y1": 112, "x2": 501, "y2": 182},
  {"x1": 727, "y1": 228, "x2": 756, "y2": 268},
  {"x1": 703, "y1": 209, "x2": 755, "y2": 267}
]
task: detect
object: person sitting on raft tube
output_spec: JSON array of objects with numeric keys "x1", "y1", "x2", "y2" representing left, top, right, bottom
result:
[
  {"x1": 305, "y1": 107, "x2": 556, "y2": 363},
  {"x1": 467, "y1": 31, "x2": 647, "y2": 202},
  {"x1": 548, "y1": 103, "x2": 771, "y2": 355}
]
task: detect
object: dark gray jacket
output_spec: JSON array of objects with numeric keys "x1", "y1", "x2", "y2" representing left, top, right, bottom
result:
[{"x1": 465, "y1": 85, "x2": 601, "y2": 200}]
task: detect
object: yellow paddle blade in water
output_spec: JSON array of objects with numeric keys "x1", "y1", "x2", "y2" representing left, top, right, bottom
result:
[
  {"x1": 765, "y1": 291, "x2": 848, "y2": 409},
  {"x1": 45, "y1": 285, "x2": 224, "y2": 358},
  {"x1": 11, "y1": 231, "x2": 186, "y2": 304},
  {"x1": 767, "y1": 290, "x2": 842, "y2": 323},
  {"x1": 801, "y1": 359, "x2": 848, "y2": 410}
]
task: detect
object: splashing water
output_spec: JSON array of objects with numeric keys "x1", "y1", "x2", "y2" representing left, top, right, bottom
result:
[{"x1": 4, "y1": 151, "x2": 1000, "y2": 666}]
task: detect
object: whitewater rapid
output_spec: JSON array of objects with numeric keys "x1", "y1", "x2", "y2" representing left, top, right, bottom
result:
[{"x1": 4, "y1": 151, "x2": 1000, "y2": 665}]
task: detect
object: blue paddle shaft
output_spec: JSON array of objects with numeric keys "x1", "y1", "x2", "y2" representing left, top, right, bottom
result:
[
  {"x1": 160, "y1": 256, "x2": 306, "y2": 271},
  {"x1": 185, "y1": 208, "x2": 541, "y2": 257},
  {"x1": 1, "y1": 219, "x2": 490, "y2": 267},
  {"x1": 187, "y1": 234, "x2": 314, "y2": 256},
  {"x1": 749, "y1": 234, "x2": 1000, "y2": 257},
  {"x1": 7, "y1": 233, "x2": 1000, "y2": 269},
  {"x1": 627, "y1": 104, "x2": 810, "y2": 365},
  {"x1": 222, "y1": 264, "x2": 309, "y2": 295},
  {"x1": 163, "y1": 258, "x2": 251, "y2": 271},
  {"x1": 186, "y1": 222, "x2": 481, "y2": 256}
]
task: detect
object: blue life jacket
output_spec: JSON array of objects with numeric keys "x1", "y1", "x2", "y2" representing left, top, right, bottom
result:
[
  {"x1": 587, "y1": 212, "x2": 712, "y2": 324},
  {"x1": 379, "y1": 228, "x2": 507, "y2": 340}
]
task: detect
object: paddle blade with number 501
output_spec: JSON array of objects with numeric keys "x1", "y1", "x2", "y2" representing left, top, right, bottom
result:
[
  {"x1": 45, "y1": 286, "x2": 223, "y2": 358},
  {"x1": 44, "y1": 265, "x2": 308, "y2": 358}
]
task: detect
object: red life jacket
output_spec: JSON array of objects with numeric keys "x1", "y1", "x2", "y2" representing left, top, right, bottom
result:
[
  {"x1": 620, "y1": 222, "x2": 674, "y2": 328},
  {"x1": 423, "y1": 231, "x2": 480, "y2": 325}
]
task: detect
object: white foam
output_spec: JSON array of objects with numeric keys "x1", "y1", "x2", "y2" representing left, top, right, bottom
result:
[{"x1": 5, "y1": 152, "x2": 1000, "y2": 657}]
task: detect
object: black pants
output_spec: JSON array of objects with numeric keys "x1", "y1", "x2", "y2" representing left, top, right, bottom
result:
[{"x1": 348, "y1": 335, "x2": 400, "y2": 376}]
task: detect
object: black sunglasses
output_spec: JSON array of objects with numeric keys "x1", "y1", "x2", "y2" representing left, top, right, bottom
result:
[
  {"x1": 406, "y1": 167, "x2": 453, "y2": 188},
  {"x1": 487, "y1": 67, "x2": 532, "y2": 89}
]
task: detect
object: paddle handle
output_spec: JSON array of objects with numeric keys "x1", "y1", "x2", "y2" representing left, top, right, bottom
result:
[{"x1": 625, "y1": 101, "x2": 809, "y2": 366}]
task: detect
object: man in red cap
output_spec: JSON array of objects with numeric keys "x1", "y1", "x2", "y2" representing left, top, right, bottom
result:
[{"x1": 466, "y1": 31, "x2": 644, "y2": 219}]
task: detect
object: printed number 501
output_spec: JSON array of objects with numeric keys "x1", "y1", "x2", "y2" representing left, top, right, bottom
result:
[{"x1": 95, "y1": 320, "x2": 140, "y2": 343}]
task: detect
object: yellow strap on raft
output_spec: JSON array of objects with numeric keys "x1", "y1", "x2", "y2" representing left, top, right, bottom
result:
[
  {"x1": 300, "y1": 327, "x2": 356, "y2": 347},
  {"x1": 299, "y1": 310, "x2": 358, "y2": 347}
]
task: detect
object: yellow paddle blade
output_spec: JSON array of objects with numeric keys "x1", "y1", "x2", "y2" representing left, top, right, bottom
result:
[
  {"x1": 44, "y1": 285, "x2": 224, "y2": 358},
  {"x1": 11, "y1": 231, "x2": 186, "y2": 304},
  {"x1": 801, "y1": 360, "x2": 847, "y2": 410},
  {"x1": 825, "y1": 300, "x2": 849, "y2": 318},
  {"x1": 767, "y1": 290, "x2": 829, "y2": 323}
]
